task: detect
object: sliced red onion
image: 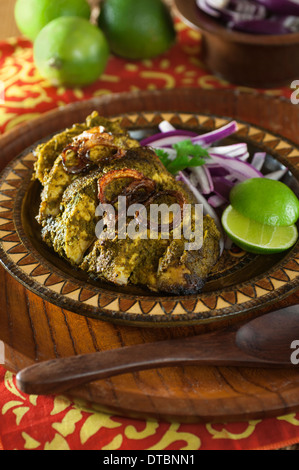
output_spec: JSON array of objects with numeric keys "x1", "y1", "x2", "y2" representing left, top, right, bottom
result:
[
  {"x1": 158, "y1": 120, "x2": 176, "y2": 133},
  {"x1": 210, "y1": 146, "x2": 250, "y2": 161},
  {"x1": 189, "y1": 165, "x2": 214, "y2": 194},
  {"x1": 255, "y1": 0, "x2": 299, "y2": 16},
  {"x1": 284, "y1": 15, "x2": 299, "y2": 32},
  {"x1": 177, "y1": 171, "x2": 224, "y2": 254},
  {"x1": 224, "y1": 173, "x2": 238, "y2": 182},
  {"x1": 206, "y1": 164, "x2": 230, "y2": 177},
  {"x1": 208, "y1": 194, "x2": 227, "y2": 208},
  {"x1": 196, "y1": 0, "x2": 221, "y2": 17},
  {"x1": 251, "y1": 152, "x2": 266, "y2": 171},
  {"x1": 212, "y1": 149, "x2": 250, "y2": 161},
  {"x1": 191, "y1": 121, "x2": 238, "y2": 146},
  {"x1": 211, "y1": 143, "x2": 248, "y2": 158},
  {"x1": 209, "y1": 152, "x2": 264, "y2": 180},
  {"x1": 176, "y1": 172, "x2": 215, "y2": 217},
  {"x1": 140, "y1": 130, "x2": 198, "y2": 148},
  {"x1": 197, "y1": 0, "x2": 299, "y2": 35},
  {"x1": 142, "y1": 121, "x2": 239, "y2": 150},
  {"x1": 207, "y1": 0, "x2": 230, "y2": 8},
  {"x1": 225, "y1": 236, "x2": 233, "y2": 250},
  {"x1": 237, "y1": 152, "x2": 250, "y2": 161},
  {"x1": 197, "y1": 0, "x2": 267, "y2": 22},
  {"x1": 140, "y1": 122, "x2": 291, "y2": 259},
  {"x1": 212, "y1": 176, "x2": 235, "y2": 201},
  {"x1": 229, "y1": 17, "x2": 299, "y2": 34}
]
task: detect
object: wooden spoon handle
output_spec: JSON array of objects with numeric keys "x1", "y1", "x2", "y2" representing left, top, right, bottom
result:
[
  {"x1": 16, "y1": 334, "x2": 230, "y2": 395},
  {"x1": 16, "y1": 326, "x2": 295, "y2": 396}
]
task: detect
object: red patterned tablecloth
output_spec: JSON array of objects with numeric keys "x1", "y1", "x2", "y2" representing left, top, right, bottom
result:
[{"x1": 0, "y1": 17, "x2": 299, "y2": 451}]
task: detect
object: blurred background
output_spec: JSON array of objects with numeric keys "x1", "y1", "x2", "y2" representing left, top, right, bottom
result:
[
  {"x1": 2, "y1": 0, "x2": 298, "y2": 89},
  {"x1": 0, "y1": 0, "x2": 18, "y2": 39},
  {"x1": 0, "y1": 0, "x2": 173, "y2": 40}
]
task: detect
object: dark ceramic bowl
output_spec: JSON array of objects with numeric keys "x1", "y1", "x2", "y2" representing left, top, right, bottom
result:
[{"x1": 174, "y1": 0, "x2": 299, "y2": 88}]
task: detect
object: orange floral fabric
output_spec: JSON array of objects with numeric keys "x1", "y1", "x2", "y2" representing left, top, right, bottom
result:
[
  {"x1": 1, "y1": 369, "x2": 299, "y2": 451},
  {"x1": 0, "y1": 18, "x2": 298, "y2": 450}
]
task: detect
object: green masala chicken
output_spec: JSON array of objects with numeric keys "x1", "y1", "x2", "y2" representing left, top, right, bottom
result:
[{"x1": 33, "y1": 111, "x2": 221, "y2": 294}]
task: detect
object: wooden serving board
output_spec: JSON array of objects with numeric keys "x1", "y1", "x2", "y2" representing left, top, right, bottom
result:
[{"x1": 1, "y1": 88, "x2": 299, "y2": 423}]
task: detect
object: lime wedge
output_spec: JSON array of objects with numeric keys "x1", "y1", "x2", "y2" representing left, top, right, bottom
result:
[
  {"x1": 222, "y1": 205, "x2": 298, "y2": 254},
  {"x1": 230, "y1": 178, "x2": 299, "y2": 227}
]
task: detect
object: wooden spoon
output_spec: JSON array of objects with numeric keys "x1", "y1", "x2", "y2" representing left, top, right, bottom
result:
[{"x1": 16, "y1": 306, "x2": 299, "y2": 395}]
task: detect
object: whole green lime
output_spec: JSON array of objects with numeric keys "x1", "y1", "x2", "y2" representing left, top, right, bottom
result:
[
  {"x1": 230, "y1": 177, "x2": 299, "y2": 227},
  {"x1": 33, "y1": 17, "x2": 109, "y2": 88},
  {"x1": 15, "y1": 0, "x2": 91, "y2": 41},
  {"x1": 98, "y1": 0, "x2": 176, "y2": 60}
]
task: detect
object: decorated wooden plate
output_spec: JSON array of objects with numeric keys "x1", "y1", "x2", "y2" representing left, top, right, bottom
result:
[
  {"x1": 2, "y1": 89, "x2": 299, "y2": 422},
  {"x1": 0, "y1": 92, "x2": 299, "y2": 328}
]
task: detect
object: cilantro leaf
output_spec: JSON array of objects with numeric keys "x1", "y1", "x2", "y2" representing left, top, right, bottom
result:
[
  {"x1": 156, "y1": 139, "x2": 210, "y2": 175},
  {"x1": 173, "y1": 139, "x2": 209, "y2": 160},
  {"x1": 155, "y1": 148, "x2": 171, "y2": 167}
]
